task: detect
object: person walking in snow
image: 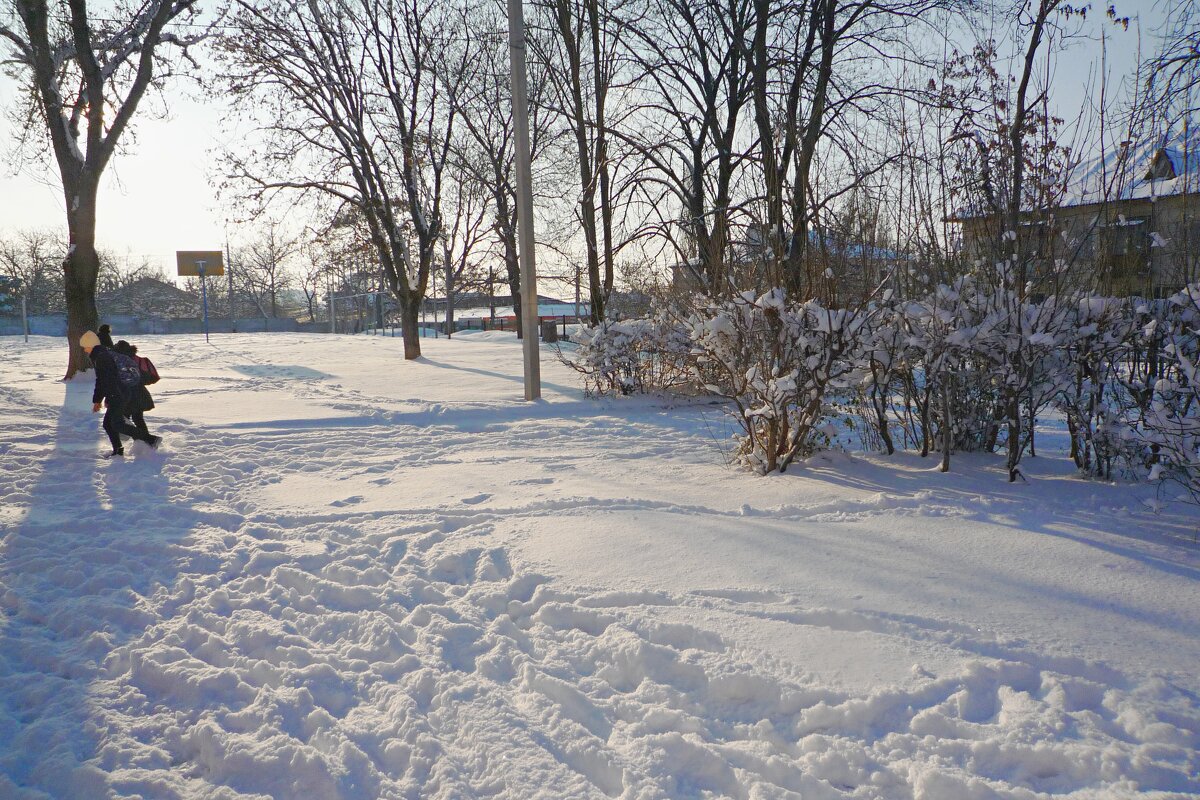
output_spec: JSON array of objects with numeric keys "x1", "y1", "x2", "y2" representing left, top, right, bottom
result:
[
  {"x1": 80, "y1": 330, "x2": 161, "y2": 458},
  {"x1": 97, "y1": 323, "x2": 114, "y2": 348},
  {"x1": 114, "y1": 339, "x2": 158, "y2": 441}
]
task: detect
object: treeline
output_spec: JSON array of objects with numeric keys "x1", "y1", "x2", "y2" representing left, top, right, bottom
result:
[{"x1": 211, "y1": 0, "x2": 995, "y2": 353}]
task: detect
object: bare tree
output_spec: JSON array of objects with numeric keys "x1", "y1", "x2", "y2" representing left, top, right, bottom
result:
[
  {"x1": 615, "y1": 0, "x2": 757, "y2": 298},
  {"x1": 220, "y1": 0, "x2": 472, "y2": 358},
  {"x1": 234, "y1": 222, "x2": 298, "y2": 318},
  {"x1": 0, "y1": 228, "x2": 64, "y2": 313},
  {"x1": 529, "y1": 0, "x2": 629, "y2": 322},
  {"x1": 748, "y1": 0, "x2": 961, "y2": 300},
  {"x1": 437, "y1": 169, "x2": 492, "y2": 337},
  {"x1": 298, "y1": 241, "x2": 336, "y2": 324},
  {"x1": 1, "y1": 0, "x2": 206, "y2": 376},
  {"x1": 450, "y1": 0, "x2": 563, "y2": 338},
  {"x1": 1149, "y1": 0, "x2": 1199, "y2": 107}
]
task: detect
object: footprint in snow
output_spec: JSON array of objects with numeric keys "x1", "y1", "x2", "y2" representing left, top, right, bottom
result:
[
  {"x1": 330, "y1": 495, "x2": 364, "y2": 507},
  {"x1": 461, "y1": 493, "x2": 491, "y2": 505}
]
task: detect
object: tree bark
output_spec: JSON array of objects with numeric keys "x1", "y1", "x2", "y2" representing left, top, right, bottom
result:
[
  {"x1": 400, "y1": 296, "x2": 422, "y2": 359},
  {"x1": 553, "y1": 0, "x2": 605, "y2": 324},
  {"x1": 63, "y1": 179, "x2": 101, "y2": 377},
  {"x1": 9, "y1": 0, "x2": 188, "y2": 377},
  {"x1": 940, "y1": 375, "x2": 952, "y2": 473}
]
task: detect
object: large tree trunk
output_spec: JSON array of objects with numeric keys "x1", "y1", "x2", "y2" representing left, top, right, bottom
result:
[
  {"x1": 63, "y1": 183, "x2": 101, "y2": 379},
  {"x1": 785, "y1": 0, "x2": 836, "y2": 300},
  {"x1": 588, "y1": 0, "x2": 615, "y2": 314},
  {"x1": 400, "y1": 296, "x2": 422, "y2": 359},
  {"x1": 551, "y1": 0, "x2": 606, "y2": 325},
  {"x1": 501, "y1": 219, "x2": 524, "y2": 339},
  {"x1": 11, "y1": 0, "x2": 188, "y2": 378}
]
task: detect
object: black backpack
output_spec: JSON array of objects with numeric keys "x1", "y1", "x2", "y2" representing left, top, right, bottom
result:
[{"x1": 112, "y1": 352, "x2": 143, "y2": 388}]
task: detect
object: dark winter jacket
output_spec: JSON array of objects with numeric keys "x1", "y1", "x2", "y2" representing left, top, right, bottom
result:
[
  {"x1": 114, "y1": 341, "x2": 155, "y2": 412},
  {"x1": 130, "y1": 383, "x2": 155, "y2": 413},
  {"x1": 90, "y1": 345, "x2": 132, "y2": 408}
]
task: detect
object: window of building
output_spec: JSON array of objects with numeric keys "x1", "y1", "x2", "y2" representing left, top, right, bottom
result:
[{"x1": 1102, "y1": 216, "x2": 1149, "y2": 259}]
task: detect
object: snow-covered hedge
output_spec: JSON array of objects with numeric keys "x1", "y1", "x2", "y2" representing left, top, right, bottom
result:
[
  {"x1": 1135, "y1": 287, "x2": 1200, "y2": 505},
  {"x1": 566, "y1": 282, "x2": 1200, "y2": 502},
  {"x1": 689, "y1": 290, "x2": 872, "y2": 472},
  {"x1": 564, "y1": 314, "x2": 694, "y2": 397}
]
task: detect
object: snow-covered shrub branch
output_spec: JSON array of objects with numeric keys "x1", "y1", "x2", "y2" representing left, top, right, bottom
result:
[
  {"x1": 564, "y1": 314, "x2": 694, "y2": 397},
  {"x1": 686, "y1": 290, "x2": 873, "y2": 473},
  {"x1": 1054, "y1": 296, "x2": 1138, "y2": 478},
  {"x1": 565, "y1": 279, "x2": 1200, "y2": 503},
  {"x1": 1136, "y1": 286, "x2": 1200, "y2": 505}
]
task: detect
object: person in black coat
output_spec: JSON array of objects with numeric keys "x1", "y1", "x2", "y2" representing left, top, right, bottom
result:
[
  {"x1": 114, "y1": 339, "x2": 157, "y2": 439},
  {"x1": 80, "y1": 331, "x2": 160, "y2": 457}
]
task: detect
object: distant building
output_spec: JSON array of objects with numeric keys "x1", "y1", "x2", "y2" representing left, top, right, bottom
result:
[
  {"x1": 671, "y1": 226, "x2": 902, "y2": 301},
  {"x1": 954, "y1": 133, "x2": 1200, "y2": 298},
  {"x1": 426, "y1": 293, "x2": 589, "y2": 322},
  {"x1": 98, "y1": 277, "x2": 200, "y2": 320}
]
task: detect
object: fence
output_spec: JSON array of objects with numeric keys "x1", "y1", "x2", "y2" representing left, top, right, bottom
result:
[
  {"x1": 431, "y1": 315, "x2": 582, "y2": 339},
  {"x1": 0, "y1": 314, "x2": 64, "y2": 337},
  {"x1": 0, "y1": 314, "x2": 321, "y2": 337},
  {"x1": 0, "y1": 313, "x2": 584, "y2": 340}
]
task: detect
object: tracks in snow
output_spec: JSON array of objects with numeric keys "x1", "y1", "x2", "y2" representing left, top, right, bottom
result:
[{"x1": 2, "y1": 350, "x2": 1198, "y2": 798}]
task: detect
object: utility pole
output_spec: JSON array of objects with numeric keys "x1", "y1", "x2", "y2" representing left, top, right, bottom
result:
[
  {"x1": 225, "y1": 223, "x2": 234, "y2": 329},
  {"x1": 508, "y1": 0, "x2": 541, "y2": 400},
  {"x1": 489, "y1": 266, "x2": 496, "y2": 325}
]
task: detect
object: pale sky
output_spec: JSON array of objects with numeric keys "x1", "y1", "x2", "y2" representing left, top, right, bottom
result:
[
  {"x1": 0, "y1": 4, "x2": 1172, "y2": 281},
  {"x1": 0, "y1": 71, "x2": 235, "y2": 275}
]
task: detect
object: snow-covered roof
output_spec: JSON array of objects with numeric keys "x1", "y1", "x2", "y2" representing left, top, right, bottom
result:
[
  {"x1": 452, "y1": 302, "x2": 588, "y2": 320},
  {"x1": 97, "y1": 277, "x2": 200, "y2": 319},
  {"x1": 741, "y1": 226, "x2": 901, "y2": 262},
  {"x1": 951, "y1": 131, "x2": 1200, "y2": 221},
  {"x1": 1062, "y1": 132, "x2": 1200, "y2": 209}
]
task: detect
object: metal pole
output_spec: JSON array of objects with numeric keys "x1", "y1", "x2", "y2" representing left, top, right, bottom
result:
[
  {"x1": 508, "y1": 0, "x2": 541, "y2": 400},
  {"x1": 21, "y1": 294, "x2": 28, "y2": 343},
  {"x1": 199, "y1": 262, "x2": 210, "y2": 343},
  {"x1": 329, "y1": 273, "x2": 336, "y2": 333},
  {"x1": 226, "y1": 224, "x2": 234, "y2": 329}
]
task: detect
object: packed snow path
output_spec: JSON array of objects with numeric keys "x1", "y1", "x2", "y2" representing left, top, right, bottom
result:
[{"x1": 2, "y1": 333, "x2": 1199, "y2": 799}]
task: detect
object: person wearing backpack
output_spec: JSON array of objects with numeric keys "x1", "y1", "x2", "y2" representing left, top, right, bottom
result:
[
  {"x1": 114, "y1": 340, "x2": 158, "y2": 440},
  {"x1": 80, "y1": 330, "x2": 161, "y2": 457}
]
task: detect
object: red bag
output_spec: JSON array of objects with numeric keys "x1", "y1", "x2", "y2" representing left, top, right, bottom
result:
[{"x1": 136, "y1": 355, "x2": 160, "y2": 385}]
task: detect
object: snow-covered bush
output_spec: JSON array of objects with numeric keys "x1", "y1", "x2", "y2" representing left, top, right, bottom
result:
[
  {"x1": 561, "y1": 276, "x2": 1200, "y2": 506},
  {"x1": 1054, "y1": 295, "x2": 1138, "y2": 478},
  {"x1": 564, "y1": 314, "x2": 694, "y2": 397},
  {"x1": 857, "y1": 302, "x2": 907, "y2": 455},
  {"x1": 893, "y1": 277, "x2": 1008, "y2": 469},
  {"x1": 1136, "y1": 285, "x2": 1200, "y2": 504},
  {"x1": 689, "y1": 290, "x2": 873, "y2": 473}
]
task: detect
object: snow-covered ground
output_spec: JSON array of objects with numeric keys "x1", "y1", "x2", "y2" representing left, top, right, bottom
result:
[{"x1": 1, "y1": 332, "x2": 1198, "y2": 799}]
